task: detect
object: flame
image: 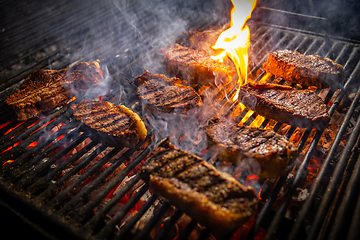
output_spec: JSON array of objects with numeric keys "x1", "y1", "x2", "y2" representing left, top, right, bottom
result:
[{"x1": 212, "y1": 0, "x2": 257, "y2": 101}]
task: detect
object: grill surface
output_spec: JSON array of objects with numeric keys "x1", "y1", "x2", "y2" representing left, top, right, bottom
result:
[{"x1": 1, "y1": 1, "x2": 360, "y2": 239}]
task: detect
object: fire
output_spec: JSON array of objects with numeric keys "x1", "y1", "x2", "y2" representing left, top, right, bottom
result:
[{"x1": 212, "y1": 0, "x2": 257, "y2": 101}]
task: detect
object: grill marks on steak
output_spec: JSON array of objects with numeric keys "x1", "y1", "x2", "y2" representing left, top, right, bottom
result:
[
  {"x1": 60, "y1": 60, "x2": 103, "y2": 93},
  {"x1": 5, "y1": 60, "x2": 103, "y2": 121},
  {"x1": 263, "y1": 49, "x2": 344, "y2": 88},
  {"x1": 163, "y1": 43, "x2": 235, "y2": 86},
  {"x1": 205, "y1": 118, "x2": 298, "y2": 178},
  {"x1": 136, "y1": 70, "x2": 202, "y2": 113},
  {"x1": 5, "y1": 69, "x2": 70, "y2": 121},
  {"x1": 70, "y1": 100, "x2": 147, "y2": 148},
  {"x1": 141, "y1": 138, "x2": 258, "y2": 235},
  {"x1": 239, "y1": 82, "x2": 330, "y2": 130}
]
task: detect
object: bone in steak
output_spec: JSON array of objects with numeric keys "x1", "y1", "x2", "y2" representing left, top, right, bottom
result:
[
  {"x1": 70, "y1": 99, "x2": 147, "y2": 148},
  {"x1": 60, "y1": 60, "x2": 103, "y2": 93},
  {"x1": 238, "y1": 82, "x2": 330, "y2": 130},
  {"x1": 163, "y1": 43, "x2": 235, "y2": 86},
  {"x1": 205, "y1": 118, "x2": 298, "y2": 178},
  {"x1": 263, "y1": 49, "x2": 344, "y2": 88},
  {"x1": 140, "y1": 138, "x2": 258, "y2": 236},
  {"x1": 5, "y1": 60, "x2": 103, "y2": 121},
  {"x1": 136, "y1": 70, "x2": 202, "y2": 113}
]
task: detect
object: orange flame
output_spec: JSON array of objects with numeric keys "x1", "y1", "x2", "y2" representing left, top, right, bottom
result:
[{"x1": 212, "y1": 0, "x2": 257, "y2": 101}]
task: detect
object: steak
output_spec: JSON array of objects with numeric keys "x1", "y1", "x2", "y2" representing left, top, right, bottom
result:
[
  {"x1": 60, "y1": 60, "x2": 103, "y2": 94},
  {"x1": 136, "y1": 70, "x2": 202, "y2": 113},
  {"x1": 70, "y1": 100, "x2": 147, "y2": 148},
  {"x1": 5, "y1": 60, "x2": 103, "y2": 121},
  {"x1": 5, "y1": 69, "x2": 70, "y2": 121},
  {"x1": 205, "y1": 118, "x2": 298, "y2": 178},
  {"x1": 163, "y1": 43, "x2": 235, "y2": 86},
  {"x1": 238, "y1": 82, "x2": 330, "y2": 130},
  {"x1": 263, "y1": 49, "x2": 344, "y2": 88},
  {"x1": 140, "y1": 138, "x2": 258, "y2": 236}
]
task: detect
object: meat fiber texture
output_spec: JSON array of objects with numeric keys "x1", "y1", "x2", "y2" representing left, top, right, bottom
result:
[
  {"x1": 5, "y1": 60, "x2": 103, "y2": 121},
  {"x1": 70, "y1": 99, "x2": 147, "y2": 148},
  {"x1": 141, "y1": 138, "x2": 258, "y2": 236},
  {"x1": 135, "y1": 70, "x2": 202, "y2": 114},
  {"x1": 163, "y1": 43, "x2": 235, "y2": 87},
  {"x1": 239, "y1": 82, "x2": 330, "y2": 130},
  {"x1": 263, "y1": 49, "x2": 344, "y2": 88},
  {"x1": 205, "y1": 118, "x2": 298, "y2": 178}
]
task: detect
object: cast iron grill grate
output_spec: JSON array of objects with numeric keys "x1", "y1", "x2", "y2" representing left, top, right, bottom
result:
[{"x1": 1, "y1": 1, "x2": 360, "y2": 239}]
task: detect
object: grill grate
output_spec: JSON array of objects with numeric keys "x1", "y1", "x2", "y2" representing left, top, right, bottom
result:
[{"x1": 1, "y1": 1, "x2": 360, "y2": 239}]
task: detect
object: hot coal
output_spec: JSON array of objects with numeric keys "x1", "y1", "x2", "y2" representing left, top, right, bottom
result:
[
  {"x1": 263, "y1": 49, "x2": 344, "y2": 88},
  {"x1": 135, "y1": 70, "x2": 202, "y2": 113},
  {"x1": 238, "y1": 82, "x2": 330, "y2": 130},
  {"x1": 205, "y1": 118, "x2": 298, "y2": 178},
  {"x1": 140, "y1": 138, "x2": 258, "y2": 236},
  {"x1": 70, "y1": 99, "x2": 147, "y2": 148}
]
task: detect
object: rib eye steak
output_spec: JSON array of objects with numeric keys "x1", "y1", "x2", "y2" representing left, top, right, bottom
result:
[
  {"x1": 205, "y1": 118, "x2": 298, "y2": 178},
  {"x1": 163, "y1": 43, "x2": 235, "y2": 86},
  {"x1": 5, "y1": 60, "x2": 103, "y2": 121},
  {"x1": 70, "y1": 100, "x2": 147, "y2": 148},
  {"x1": 136, "y1": 70, "x2": 202, "y2": 113},
  {"x1": 238, "y1": 82, "x2": 330, "y2": 130},
  {"x1": 140, "y1": 138, "x2": 258, "y2": 236},
  {"x1": 263, "y1": 49, "x2": 344, "y2": 88}
]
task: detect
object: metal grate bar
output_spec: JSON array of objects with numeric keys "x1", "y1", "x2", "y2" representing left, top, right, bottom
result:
[
  {"x1": 327, "y1": 138, "x2": 360, "y2": 240},
  {"x1": 0, "y1": 108, "x2": 68, "y2": 158},
  {"x1": 15, "y1": 130, "x2": 86, "y2": 190},
  {"x1": 133, "y1": 201, "x2": 172, "y2": 240},
  {"x1": 82, "y1": 139, "x2": 156, "y2": 232},
  {"x1": 57, "y1": 146, "x2": 126, "y2": 216},
  {"x1": 154, "y1": 209, "x2": 183, "y2": 240},
  {"x1": 288, "y1": 87, "x2": 360, "y2": 240},
  {"x1": 347, "y1": 188, "x2": 360, "y2": 240},
  {"x1": 96, "y1": 183, "x2": 149, "y2": 239},
  {"x1": 34, "y1": 139, "x2": 98, "y2": 202},
  {"x1": 47, "y1": 143, "x2": 108, "y2": 208},
  {"x1": 307, "y1": 106, "x2": 360, "y2": 239}
]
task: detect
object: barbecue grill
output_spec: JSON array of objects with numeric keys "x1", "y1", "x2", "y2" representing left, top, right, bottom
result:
[{"x1": 1, "y1": 0, "x2": 360, "y2": 239}]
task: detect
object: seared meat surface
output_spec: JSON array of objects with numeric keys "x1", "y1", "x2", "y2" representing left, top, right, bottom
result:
[
  {"x1": 263, "y1": 49, "x2": 344, "y2": 88},
  {"x1": 5, "y1": 69, "x2": 70, "y2": 121},
  {"x1": 163, "y1": 43, "x2": 235, "y2": 86},
  {"x1": 141, "y1": 138, "x2": 258, "y2": 235},
  {"x1": 136, "y1": 70, "x2": 202, "y2": 113},
  {"x1": 70, "y1": 100, "x2": 147, "y2": 148},
  {"x1": 239, "y1": 82, "x2": 330, "y2": 130},
  {"x1": 205, "y1": 118, "x2": 297, "y2": 178},
  {"x1": 5, "y1": 60, "x2": 103, "y2": 121}
]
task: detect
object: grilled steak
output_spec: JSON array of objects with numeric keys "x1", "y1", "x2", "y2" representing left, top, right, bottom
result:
[
  {"x1": 70, "y1": 100, "x2": 147, "y2": 148},
  {"x1": 5, "y1": 69, "x2": 70, "y2": 121},
  {"x1": 177, "y1": 26, "x2": 227, "y2": 56},
  {"x1": 5, "y1": 60, "x2": 103, "y2": 121},
  {"x1": 263, "y1": 49, "x2": 344, "y2": 88},
  {"x1": 205, "y1": 118, "x2": 297, "y2": 178},
  {"x1": 238, "y1": 82, "x2": 330, "y2": 130},
  {"x1": 163, "y1": 43, "x2": 235, "y2": 86},
  {"x1": 141, "y1": 138, "x2": 258, "y2": 235},
  {"x1": 60, "y1": 60, "x2": 103, "y2": 94},
  {"x1": 136, "y1": 70, "x2": 202, "y2": 113}
]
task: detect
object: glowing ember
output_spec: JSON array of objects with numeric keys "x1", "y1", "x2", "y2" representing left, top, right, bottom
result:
[
  {"x1": 212, "y1": 0, "x2": 257, "y2": 101},
  {"x1": 2, "y1": 160, "x2": 14, "y2": 166}
]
